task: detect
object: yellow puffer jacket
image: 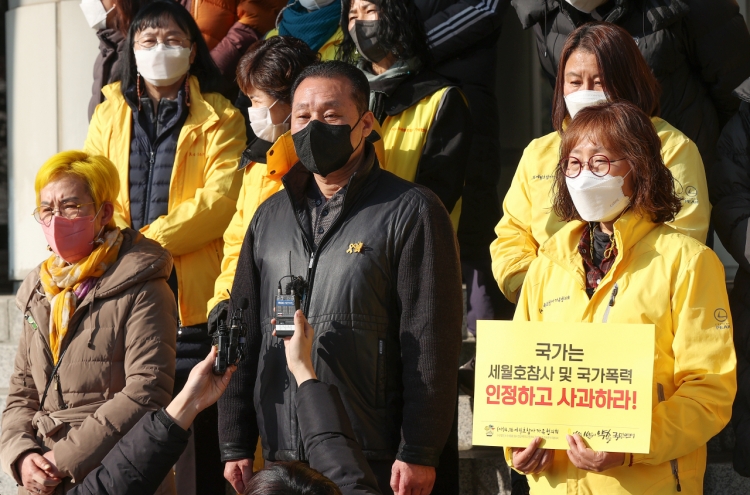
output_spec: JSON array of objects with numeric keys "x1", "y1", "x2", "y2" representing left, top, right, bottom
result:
[
  {"x1": 490, "y1": 117, "x2": 710, "y2": 303},
  {"x1": 84, "y1": 77, "x2": 245, "y2": 326},
  {"x1": 265, "y1": 27, "x2": 343, "y2": 60},
  {"x1": 510, "y1": 210, "x2": 736, "y2": 494},
  {"x1": 207, "y1": 127, "x2": 387, "y2": 314}
]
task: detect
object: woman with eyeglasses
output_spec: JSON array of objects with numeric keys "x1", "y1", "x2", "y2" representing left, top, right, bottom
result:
[
  {"x1": 490, "y1": 22, "x2": 710, "y2": 307},
  {"x1": 509, "y1": 100, "x2": 736, "y2": 495},
  {"x1": 83, "y1": 1, "x2": 245, "y2": 493},
  {"x1": 0, "y1": 151, "x2": 177, "y2": 495}
]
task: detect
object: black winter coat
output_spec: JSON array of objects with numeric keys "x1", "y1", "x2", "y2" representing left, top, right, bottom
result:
[
  {"x1": 218, "y1": 145, "x2": 463, "y2": 468},
  {"x1": 415, "y1": 0, "x2": 510, "y2": 260},
  {"x1": 711, "y1": 76, "x2": 750, "y2": 477},
  {"x1": 512, "y1": 0, "x2": 750, "y2": 178},
  {"x1": 68, "y1": 409, "x2": 189, "y2": 495},
  {"x1": 88, "y1": 29, "x2": 125, "y2": 121}
]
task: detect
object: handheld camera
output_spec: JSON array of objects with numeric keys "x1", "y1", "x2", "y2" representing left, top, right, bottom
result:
[{"x1": 213, "y1": 295, "x2": 249, "y2": 376}]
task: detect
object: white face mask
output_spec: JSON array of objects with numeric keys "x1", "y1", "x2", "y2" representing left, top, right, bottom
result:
[
  {"x1": 248, "y1": 100, "x2": 291, "y2": 143},
  {"x1": 299, "y1": 0, "x2": 336, "y2": 10},
  {"x1": 566, "y1": 169, "x2": 632, "y2": 222},
  {"x1": 80, "y1": 0, "x2": 115, "y2": 30},
  {"x1": 564, "y1": 90, "x2": 607, "y2": 119},
  {"x1": 134, "y1": 44, "x2": 191, "y2": 87},
  {"x1": 564, "y1": 0, "x2": 608, "y2": 13}
]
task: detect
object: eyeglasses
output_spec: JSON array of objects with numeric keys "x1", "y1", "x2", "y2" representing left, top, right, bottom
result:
[
  {"x1": 32, "y1": 202, "x2": 95, "y2": 226},
  {"x1": 560, "y1": 154, "x2": 628, "y2": 178},
  {"x1": 134, "y1": 37, "x2": 190, "y2": 49}
]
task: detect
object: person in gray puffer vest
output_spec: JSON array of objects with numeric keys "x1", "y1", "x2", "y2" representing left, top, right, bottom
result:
[
  {"x1": 511, "y1": 0, "x2": 750, "y2": 181},
  {"x1": 712, "y1": 75, "x2": 750, "y2": 479}
]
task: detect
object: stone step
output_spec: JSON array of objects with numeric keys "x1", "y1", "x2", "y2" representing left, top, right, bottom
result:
[
  {"x1": 0, "y1": 343, "x2": 17, "y2": 391},
  {"x1": 0, "y1": 389, "x2": 15, "y2": 494},
  {"x1": 0, "y1": 294, "x2": 22, "y2": 345}
]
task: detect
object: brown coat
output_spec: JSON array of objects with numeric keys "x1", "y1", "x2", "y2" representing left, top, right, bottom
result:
[{"x1": 0, "y1": 228, "x2": 178, "y2": 494}]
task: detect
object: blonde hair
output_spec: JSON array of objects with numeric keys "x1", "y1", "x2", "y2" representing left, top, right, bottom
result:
[{"x1": 35, "y1": 151, "x2": 120, "y2": 228}]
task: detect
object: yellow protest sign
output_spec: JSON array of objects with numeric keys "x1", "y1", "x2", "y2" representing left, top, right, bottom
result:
[{"x1": 472, "y1": 321, "x2": 654, "y2": 453}]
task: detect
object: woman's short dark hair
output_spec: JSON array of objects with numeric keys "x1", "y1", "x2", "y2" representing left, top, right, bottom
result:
[
  {"x1": 236, "y1": 36, "x2": 319, "y2": 104},
  {"x1": 244, "y1": 462, "x2": 342, "y2": 495},
  {"x1": 291, "y1": 61, "x2": 370, "y2": 115},
  {"x1": 551, "y1": 22, "x2": 661, "y2": 132},
  {"x1": 552, "y1": 101, "x2": 681, "y2": 224},
  {"x1": 113, "y1": 0, "x2": 151, "y2": 36},
  {"x1": 120, "y1": 0, "x2": 222, "y2": 94},
  {"x1": 336, "y1": 0, "x2": 433, "y2": 67}
]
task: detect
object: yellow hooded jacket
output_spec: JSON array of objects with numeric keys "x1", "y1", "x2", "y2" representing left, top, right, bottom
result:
[
  {"x1": 510, "y1": 210, "x2": 736, "y2": 494},
  {"x1": 207, "y1": 133, "x2": 297, "y2": 312},
  {"x1": 84, "y1": 77, "x2": 245, "y2": 326},
  {"x1": 491, "y1": 117, "x2": 710, "y2": 303}
]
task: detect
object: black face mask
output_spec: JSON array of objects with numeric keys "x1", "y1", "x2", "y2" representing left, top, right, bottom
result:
[
  {"x1": 292, "y1": 116, "x2": 363, "y2": 177},
  {"x1": 349, "y1": 20, "x2": 389, "y2": 64}
]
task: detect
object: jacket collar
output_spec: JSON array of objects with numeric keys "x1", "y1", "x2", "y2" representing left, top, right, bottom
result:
[
  {"x1": 512, "y1": 0, "x2": 688, "y2": 31},
  {"x1": 539, "y1": 209, "x2": 659, "y2": 280},
  {"x1": 382, "y1": 70, "x2": 453, "y2": 117},
  {"x1": 734, "y1": 77, "x2": 750, "y2": 103},
  {"x1": 17, "y1": 228, "x2": 172, "y2": 312},
  {"x1": 239, "y1": 131, "x2": 298, "y2": 176},
  {"x1": 101, "y1": 76, "x2": 219, "y2": 131}
]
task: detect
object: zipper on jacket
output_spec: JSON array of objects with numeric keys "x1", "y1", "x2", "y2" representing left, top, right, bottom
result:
[
  {"x1": 377, "y1": 338, "x2": 385, "y2": 407},
  {"x1": 143, "y1": 150, "x2": 156, "y2": 225},
  {"x1": 657, "y1": 383, "x2": 681, "y2": 491},
  {"x1": 601, "y1": 283, "x2": 618, "y2": 323},
  {"x1": 285, "y1": 182, "x2": 366, "y2": 316}
]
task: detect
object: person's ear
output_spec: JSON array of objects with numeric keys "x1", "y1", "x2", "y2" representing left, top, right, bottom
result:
[
  {"x1": 189, "y1": 42, "x2": 197, "y2": 64},
  {"x1": 99, "y1": 202, "x2": 115, "y2": 228},
  {"x1": 360, "y1": 111, "x2": 374, "y2": 139}
]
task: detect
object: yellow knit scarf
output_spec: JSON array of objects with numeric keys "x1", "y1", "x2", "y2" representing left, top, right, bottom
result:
[{"x1": 39, "y1": 228, "x2": 123, "y2": 364}]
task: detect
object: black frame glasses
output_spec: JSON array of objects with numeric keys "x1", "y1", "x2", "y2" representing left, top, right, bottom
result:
[{"x1": 560, "y1": 154, "x2": 628, "y2": 178}]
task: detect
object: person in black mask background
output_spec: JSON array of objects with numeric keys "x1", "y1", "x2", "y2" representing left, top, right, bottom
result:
[
  {"x1": 338, "y1": 0, "x2": 470, "y2": 221},
  {"x1": 218, "y1": 61, "x2": 463, "y2": 495}
]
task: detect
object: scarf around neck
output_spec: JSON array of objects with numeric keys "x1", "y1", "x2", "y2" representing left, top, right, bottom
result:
[
  {"x1": 278, "y1": 0, "x2": 342, "y2": 52},
  {"x1": 39, "y1": 228, "x2": 123, "y2": 364},
  {"x1": 361, "y1": 57, "x2": 421, "y2": 120}
]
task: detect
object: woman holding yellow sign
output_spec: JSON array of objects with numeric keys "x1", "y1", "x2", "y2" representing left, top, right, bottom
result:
[{"x1": 508, "y1": 101, "x2": 737, "y2": 494}]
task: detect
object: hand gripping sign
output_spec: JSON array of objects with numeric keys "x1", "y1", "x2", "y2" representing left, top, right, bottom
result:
[{"x1": 472, "y1": 321, "x2": 654, "y2": 453}]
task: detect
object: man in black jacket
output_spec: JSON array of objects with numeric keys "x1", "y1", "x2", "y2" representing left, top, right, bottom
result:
[
  {"x1": 218, "y1": 61, "x2": 464, "y2": 495},
  {"x1": 511, "y1": 0, "x2": 750, "y2": 180}
]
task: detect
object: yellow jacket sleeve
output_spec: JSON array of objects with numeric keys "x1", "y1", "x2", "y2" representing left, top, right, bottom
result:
[
  {"x1": 490, "y1": 150, "x2": 540, "y2": 304},
  {"x1": 208, "y1": 181, "x2": 247, "y2": 314},
  {"x1": 140, "y1": 104, "x2": 244, "y2": 257},
  {"x1": 661, "y1": 137, "x2": 710, "y2": 243},
  {"x1": 83, "y1": 105, "x2": 131, "y2": 230},
  {"x1": 632, "y1": 249, "x2": 736, "y2": 466}
]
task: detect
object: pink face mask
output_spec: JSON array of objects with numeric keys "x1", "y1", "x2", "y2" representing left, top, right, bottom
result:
[{"x1": 41, "y1": 209, "x2": 102, "y2": 263}]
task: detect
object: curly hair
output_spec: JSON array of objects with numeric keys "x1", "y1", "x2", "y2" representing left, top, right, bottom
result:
[
  {"x1": 336, "y1": 0, "x2": 432, "y2": 67},
  {"x1": 552, "y1": 101, "x2": 681, "y2": 225},
  {"x1": 551, "y1": 22, "x2": 661, "y2": 132},
  {"x1": 237, "y1": 36, "x2": 319, "y2": 104}
]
